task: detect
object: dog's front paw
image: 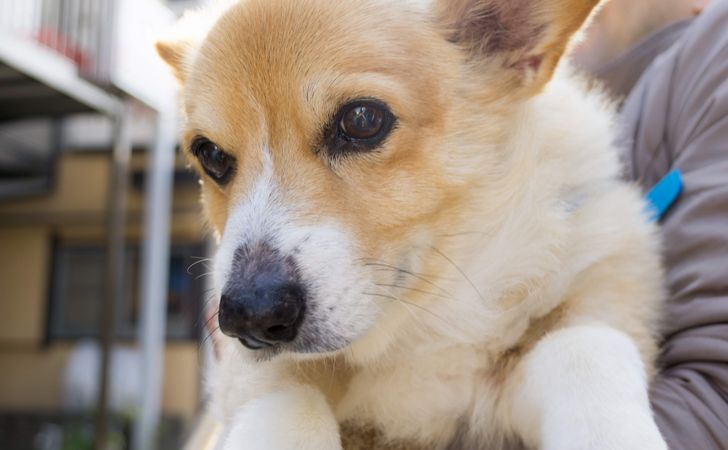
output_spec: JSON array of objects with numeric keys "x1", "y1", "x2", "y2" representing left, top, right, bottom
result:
[
  {"x1": 590, "y1": 420, "x2": 667, "y2": 450},
  {"x1": 574, "y1": 430, "x2": 667, "y2": 450},
  {"x1": 221, "y1": 385, "x2": 341, "y2": 450},
  {"x1": 539, "y1": 410, "x2": 668, "y2": 450}
]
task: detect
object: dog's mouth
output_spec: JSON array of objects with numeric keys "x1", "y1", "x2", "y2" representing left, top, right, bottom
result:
[
  {"x1": 240, "y1": 339, "x2": 284, "y2": 360},
  {"x1": 232, "y1": 312, "x2": 309, "y2": 353},
  {"x1": 233, "y1": 323, "x2": 355, "y2": 362},
  {"x1": 237, "y1": 335, "x2": 274, "y2": 350}
]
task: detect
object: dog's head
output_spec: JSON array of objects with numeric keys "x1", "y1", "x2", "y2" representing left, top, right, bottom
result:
[{"x1": 157, "y1": 0, "x2": 599, "y2": 360}]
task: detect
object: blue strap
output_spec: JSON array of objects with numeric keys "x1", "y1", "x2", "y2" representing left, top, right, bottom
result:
[{"x1": 645, "y1": 169, "x2": 683, "y2": 222}]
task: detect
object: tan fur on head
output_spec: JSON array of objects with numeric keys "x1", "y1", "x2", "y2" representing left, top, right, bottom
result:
[{"x1": 158, "y1": 0, "x2": 600, "y2": 90}]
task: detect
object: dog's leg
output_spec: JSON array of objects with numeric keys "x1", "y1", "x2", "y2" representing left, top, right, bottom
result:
[
  {"x1": 508, "y1": 323, "x2": 667, "y2": 450},
  {"x1": 220, "y1": 384, "x2": 342, "y2": 450}
]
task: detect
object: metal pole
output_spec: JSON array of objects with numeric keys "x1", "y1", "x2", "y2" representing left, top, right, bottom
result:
[
  {"x1": 95, "y1": 102, "x2": 132, "y2": 450},
  {"x1": 132, "y1": 105, "x2": 176, "y2": 450}
]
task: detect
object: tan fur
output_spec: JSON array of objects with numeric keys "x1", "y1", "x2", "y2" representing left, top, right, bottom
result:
[{"x1": 158, "y1": 0, "x2": 664, "y2": 448}]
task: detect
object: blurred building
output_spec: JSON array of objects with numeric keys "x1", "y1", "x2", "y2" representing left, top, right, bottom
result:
[{"x1": 0, "y1": 1, "x2": 207, "y2": 449}]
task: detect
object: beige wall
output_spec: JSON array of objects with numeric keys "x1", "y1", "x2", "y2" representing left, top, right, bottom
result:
[
  {"x1": 0, "y1": 156, "x2": 110, "y2": 217},
  {"x1": 0, "y1": 345, "x2": 72, "y2": 410},
  {"x1": 0, "y1": 228, "x2": 49, "y2": 344},
  {"x1": 0, "y1": 152, "x2": 202, "y2": 233},
  {"x1": 0, "y1": 343, "x2": 200, "y2": 418},
  {"x1": 0, "y1": 151, "x2": 207, "y2": 421}
]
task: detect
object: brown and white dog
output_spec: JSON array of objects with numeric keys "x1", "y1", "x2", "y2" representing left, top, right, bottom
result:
[{"x1": 157, "y1": 0, "x2": 668, "y2": 448}]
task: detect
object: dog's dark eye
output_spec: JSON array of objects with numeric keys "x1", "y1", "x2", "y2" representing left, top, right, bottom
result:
[
  {"x1": 340, "y1": 103, "x2": 386, "y2": 140},
  {"x1": 324, "y1": 99, "x2": 395, "y2": 156},
  {"x1": 191, "y1": 137, "x2": 236, "y2": 185}
]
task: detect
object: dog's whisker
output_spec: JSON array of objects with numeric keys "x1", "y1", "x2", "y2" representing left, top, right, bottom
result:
[
  {"x1": 373, "y1": 283, "x2": 452, "y2": 301},
  {"x1": 200, "y1": 292, "x2": 219, "y2": 309},
  {"x1": 362, "y1": 262, "x2": 451, "y2": 295},
  {"x1": 200, "y1": 326, "x2": 220, "y2": 350},
  {"x1": 200, "y1": 300, "x2": 217, "y2": 312},
  {"x1": 362, "y1": 292, "x2": 432, "y2": 335},
  {"x1": 359, "y1": 255, "x2": 461, "y2": 281},
  {"x1": 195, "y1": 271, "x2": 216, "y2": 281},
  {"x1": 204, "y1": 310, "x2": 220, "y2": 326},
  {"x1": 187, "y1": 257, "x2": 214, "y2": 274},
  {"x1": 438, "y1": 231, "x2": 489, "y2": 238},
  {"x1": 362, "y1": 291, "x2": 397, "y2": 301},
  {"x1": 430, "y1": 246, "x2": 486, "y2": 303},
  {"x1": 196, "y1": 306, "x2": 220, "y2": 328},
  {"x1": 363, "y1": 290, "x2": 452, "y2": 329},
  {"x1": 365, "y1": 265, "x2": 447, "y2": 280},
  {"x1": 359, "y1": 259, "x2": 463, "y2": 313}
]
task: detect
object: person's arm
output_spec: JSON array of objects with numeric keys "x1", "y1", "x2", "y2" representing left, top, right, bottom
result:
[{"x1": 619, "y1": 2, "x2": 728, "y2": 448}]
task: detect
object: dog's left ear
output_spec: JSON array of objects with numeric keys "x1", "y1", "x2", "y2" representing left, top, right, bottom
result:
[
  {"x1": 436, "y1": 0, "x2": 601, "y2": 94},
  {"x1": 155, "y1": 1, "x2": 237, "y2": 84}
]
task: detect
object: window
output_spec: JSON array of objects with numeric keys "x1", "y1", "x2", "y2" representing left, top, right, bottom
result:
[{"x1": 48, "y1": 240, "x2": 207, "y2": 341}]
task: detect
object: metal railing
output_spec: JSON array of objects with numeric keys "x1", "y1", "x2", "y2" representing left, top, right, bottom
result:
[
  {"x1": 0, "y1": 2, "x2": 180, "y2": 448},
  {"x1": 0, "y1": 0, "x2": 115, "y2": 83}
]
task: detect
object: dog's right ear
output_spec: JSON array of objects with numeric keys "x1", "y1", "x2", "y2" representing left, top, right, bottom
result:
[
  {"x1": 155, "y1": 38, "x2": 193, "y2": 84},
  {"x1": 155, "y1": 1, "x2": 237, "y2": 84},
  {"x1": 436, "y1": 0, "x2": 601, "y2": 94}
]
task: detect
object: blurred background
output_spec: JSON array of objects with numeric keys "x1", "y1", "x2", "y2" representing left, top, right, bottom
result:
[{"x1": 0, "y1": 1, "x2": 210, "y2": 449}]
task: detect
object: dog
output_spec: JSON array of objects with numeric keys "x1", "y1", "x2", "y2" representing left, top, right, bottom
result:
[{"x1": 157, "y1": 0, "x2": 668, "y2": 448}]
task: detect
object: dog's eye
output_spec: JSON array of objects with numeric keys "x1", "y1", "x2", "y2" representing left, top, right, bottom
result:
[
  {"x1": 191, "y1": 137, "x2": 236, "y2": 185},
  {"x1": 340, "y1": 103, "x2": 387, "y2": 140},
  {"x1": 325, "y1": 100, "x2": 395, "y2": 156}
]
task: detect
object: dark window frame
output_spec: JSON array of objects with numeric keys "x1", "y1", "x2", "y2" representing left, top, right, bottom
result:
[{"x1": 46, "y1": 237, "x2": 208, "y2": 343}]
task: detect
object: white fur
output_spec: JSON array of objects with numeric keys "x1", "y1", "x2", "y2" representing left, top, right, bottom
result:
[
  {"x1": 213, "y1": 148, "x2": 381, "y2": 354},
  {"x1": 213, "y1": 148, "x2": 277, "y2": 291},
  {"x1": 169, "y1": 2, "x2": 667, "y2": 448},
  {"x1": 510, "y1": 324, "x2": 667, "y2": 450},
  {"x1": 205, "y1": 70, "x2": 666, "y2": 448},
  {"x1": 220, "y1": 384, "x2": 340, "y2": 450}
]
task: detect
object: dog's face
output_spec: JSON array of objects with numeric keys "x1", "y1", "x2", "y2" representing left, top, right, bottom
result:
[{"x1": 158, "y1": 0, "x2": 598, "y2": 360}]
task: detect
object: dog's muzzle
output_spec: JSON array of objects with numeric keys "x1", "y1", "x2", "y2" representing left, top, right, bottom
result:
[{"x1": 218, "y1": 241, "x2": 306, "y2": 350}]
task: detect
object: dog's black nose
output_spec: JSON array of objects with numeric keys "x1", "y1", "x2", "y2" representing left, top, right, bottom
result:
[{"x1": 218, "y1": 242, "x2": 305, "y2": 349}]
